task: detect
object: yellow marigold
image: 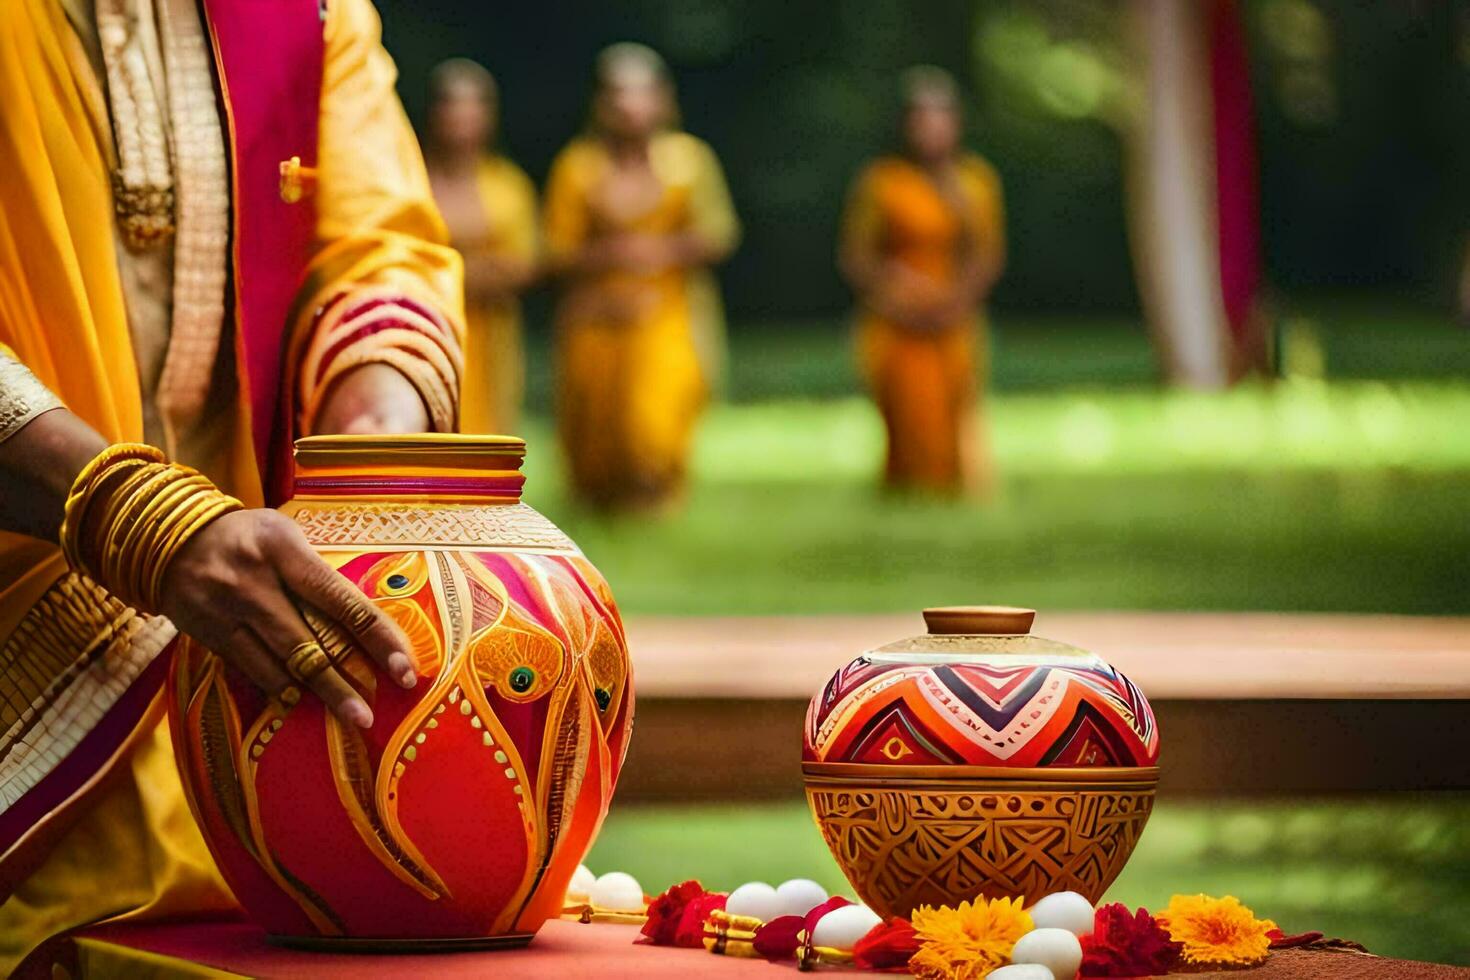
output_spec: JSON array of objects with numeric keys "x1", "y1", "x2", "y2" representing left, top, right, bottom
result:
[
  {"x1": 908, "y1": 896, "x2": 1033, "y2": 979},
  {"x1": 1157, "y1": 893, "x2": 1278, "y2": 967}
]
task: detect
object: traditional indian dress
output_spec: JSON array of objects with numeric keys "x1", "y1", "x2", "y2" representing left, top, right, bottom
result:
[
  {"x1": 438, "y1": 155, "x2": 537, "y2": 435},
  {"x1": 842, "y1": 154, "x2": 1005, "y2": 492},
  {"x1": 543, "y1": 131, "x2": 738, "y2": 508},
  {"x1": 0, "y1": 0, "x2": 464, "y2": 969}
]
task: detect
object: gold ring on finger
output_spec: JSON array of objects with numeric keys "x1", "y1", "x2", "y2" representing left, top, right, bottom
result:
[{"x1": 284, "y1": 640, "x2": 331, "y2": 682}]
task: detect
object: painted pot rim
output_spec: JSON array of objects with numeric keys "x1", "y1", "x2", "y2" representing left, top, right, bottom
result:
[
  {"x1": 801, "y1": 762, "x2": 1160, "y2": 785},
  {"x1": 294, "y1": 433, "x2": 526, "y2": 465}
]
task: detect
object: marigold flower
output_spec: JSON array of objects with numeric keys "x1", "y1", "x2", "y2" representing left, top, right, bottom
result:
[
  {"x1": 908, "y1": 896, "x2": 1033, "y2": 979},
  {"x1": 1158, "y1": 894, "x2": 1277, "y2": 967}
]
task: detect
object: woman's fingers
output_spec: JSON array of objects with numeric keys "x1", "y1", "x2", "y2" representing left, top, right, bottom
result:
[
  {"x1": 264, "y1": 517, "x2": 417, "y2": 689},
  {"x1": 214, "y1": 627, "x2": 298, "y2": 706},
  {"x1": 298, "y1": 655, "x2": 374, "y2": 729},
  {"x1": 247, "y1": 588, "x2": 374, "y2": 729}
]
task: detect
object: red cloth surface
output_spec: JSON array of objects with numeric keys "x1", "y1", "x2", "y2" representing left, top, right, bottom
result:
[
  {"x1": 60, "y1": 917, "x2": 1470, "y2": 979},
  {"x1": 72, "y1": 917, "x2": 781, "y2": 979}
]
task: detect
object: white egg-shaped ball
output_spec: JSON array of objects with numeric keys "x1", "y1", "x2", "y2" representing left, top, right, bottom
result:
[
  {"x1": 589, "y1": 871, "x2": 644, "y2": 911},
  {"x1": 725, "y1": 882, "x2": 781, "y2": 922},
  {"x1": 1011, "y1": 927, "x2": 1082, "y2": 980},
  {"x1": 566, "y1": 864, "x2": 597, "y2": 902},
  {"x1": 1027, "y1": 891, "x2": 1095, "y2": 937},
  {"x1": 986, "y1": 965, "x2": 1055, "y2": 980},
  {"x1": 772, "y1": 878, "x2": 829, "y2": 918},
  {"x1": 809, "y1": 903, "x2": 882, "y2": 950}
]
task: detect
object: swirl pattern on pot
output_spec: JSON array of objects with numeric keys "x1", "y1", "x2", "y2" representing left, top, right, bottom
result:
[{"x1": 168, "y1": 435, "x2": 633, "y2": 947}]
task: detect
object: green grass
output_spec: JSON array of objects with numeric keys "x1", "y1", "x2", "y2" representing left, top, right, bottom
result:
[
  {"x1": 586, "y1": 796, "x2": 1470, "y2": 966},
  {"x1": 517, "y1": 379, "x2": 1470, "y2": 615},
  {"x1": 522, "y1": 298, "x2": 1470, "y2": 406},
  {"x1": 510, "y1": 300, "x2": 1470, "y2": 615}
]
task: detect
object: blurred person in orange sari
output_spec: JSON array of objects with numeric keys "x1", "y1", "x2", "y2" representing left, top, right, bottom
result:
[
  {"x1": 426, "y1": 59, "x2": 538, "y2": 435},
  {"x1": 543, "y1": 43, "x2": 739, "y2": 512},
  {"x1": 840, "y1": 67, "x2": 1005, "y2": 495},
  {"x1": 0, "y1": 0, "x2": 460, "y2": 969}
]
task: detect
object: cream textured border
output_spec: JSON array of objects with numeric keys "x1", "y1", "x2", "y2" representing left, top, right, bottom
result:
[
  {"x1": 0, "y1": 573, "x2": 176, "y2": 813},
  {"x1": 288, "y1": 502, "x2": 577, "y2": 552},
  {"x1": 0, "y1": 351, "x2": 65, "y2": 444}
]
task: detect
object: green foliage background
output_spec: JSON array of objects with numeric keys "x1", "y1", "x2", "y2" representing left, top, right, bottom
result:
[{"x1": 377, "y1": 0, "x2": 1470, "y2": 319}]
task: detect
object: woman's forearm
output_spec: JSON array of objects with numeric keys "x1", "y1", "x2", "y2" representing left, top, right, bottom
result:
[
  {"x1": 666, "y1": 231, "x2": 729, "y2": 269},
  {"x1": 465, "y1": 253, "x2": 536, "y2": 301},
  {"x1": 544, "y1": 241, "x2": 609, "y2": 279},
  {"x1": 838, "y1": 241, "x2": 883, "y2": 301},
  {"x1": 0, "y1": 407, "x2": 107, "y2": 542}
]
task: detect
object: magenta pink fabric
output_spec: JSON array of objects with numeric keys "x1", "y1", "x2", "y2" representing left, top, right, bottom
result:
[
  {"x1": 201, "y1": 0, "x2": 324, "y2": 505},
  {"x1": 1209, "y1": 0, "x2": 1263, "y2": 345}
]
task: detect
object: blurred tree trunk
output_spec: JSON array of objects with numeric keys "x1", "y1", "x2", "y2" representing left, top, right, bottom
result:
[{"x1": 1125, "y1": 0, "x2": 1265, "y2": 388}]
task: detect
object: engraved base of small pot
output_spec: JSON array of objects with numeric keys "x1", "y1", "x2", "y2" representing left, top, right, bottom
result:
[{"x1": 803, "y1": 768, "x2": 1158, "y2": 918}]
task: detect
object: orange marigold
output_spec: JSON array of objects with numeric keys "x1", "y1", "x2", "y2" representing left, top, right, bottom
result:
[
  {"x1": 1158, "y1": 894, "x2": 1278, "y2": 968},
  {"x1": 908, "y1": 896, "x2": 1033, "y2": 979}
]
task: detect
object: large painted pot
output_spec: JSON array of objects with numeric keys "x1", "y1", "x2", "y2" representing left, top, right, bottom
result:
[
  {"x1": 803, "y1": 606, "x2": 1158, "y2": 918},
  {"x1": 168, "y1": 435, "x2": 633, "y2": 950}
]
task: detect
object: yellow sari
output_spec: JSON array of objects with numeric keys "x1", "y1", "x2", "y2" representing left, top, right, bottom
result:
[
  {"x1": 453, "y1": 155, "x2": 537, "y2": 436},
  {"x1": 843, "y1": 154, "x2": 1005, "y2": 492},
  {"x1": 0, "y1": 0, "x2": 462, "y2": 969},
  {"x1": 543, "y1": 132, "x2": 737, "y2": 508}
]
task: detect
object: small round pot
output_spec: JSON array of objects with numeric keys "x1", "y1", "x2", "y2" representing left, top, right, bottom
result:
[
  {"x1": 803, "y1": 606, "x2": 1158, "y2": 918},
  {"x1": 168, "y1": 435, "x2": 634, "y2": 949}
]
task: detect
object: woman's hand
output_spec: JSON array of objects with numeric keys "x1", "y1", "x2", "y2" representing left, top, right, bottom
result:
[
  {"x1": 0, "y1": 398, "x2": 419, "y2": 729},
  {"x1": 313, "y1": 363, "x2": 431, "y2": 435},
  {"x1": 873, "y1": 263, "x2": 978, "y2": 332},
  {"x1": 464, "y1": 252, "x2": 534, "y2": 304},
  {"x1": 159, "y1": 509, "x2": 417, "y2": 728}
]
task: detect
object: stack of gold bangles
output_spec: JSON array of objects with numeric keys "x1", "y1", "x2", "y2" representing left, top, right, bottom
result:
[{"x1": 60, "y1": 442, "x2": 244, "y2": 614}]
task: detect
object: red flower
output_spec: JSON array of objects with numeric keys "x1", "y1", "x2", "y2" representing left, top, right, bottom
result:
[
  {"x1": 853, "y1": 917, "x2": 921, "y2": 971},
  {"x1": 753, "y1": 914, "x2": 805, "y2": 960},
  {"x1": 1267, "y1": 928, "x2": 1324, "y2": 949},
  {"x1": 639, "y1": 880, "x2": 716, "y2": 946},
  {"x1": 1080, "y1": 903, "x2": 1183, "y2": 977},
  {"x1": 674, "y1": 891, "x2": 727, "y2": 948},
  {"x1": 750, "y1": 895, "x2": 854, "y2": 962}
]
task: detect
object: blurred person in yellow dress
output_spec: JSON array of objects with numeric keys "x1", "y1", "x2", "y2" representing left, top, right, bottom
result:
[
  {"x1": 426, "y1": 59, "x2": 538, "y2": 435},
  {"x1": 840, "y1": 67, "x2": 1006, "y2": 495},
  {"x1": 0, "y1": 0, "x2": 461, "y2": 970},
  {"x1": 543, "y1": 43, "x2": 739, "y2": 512}
]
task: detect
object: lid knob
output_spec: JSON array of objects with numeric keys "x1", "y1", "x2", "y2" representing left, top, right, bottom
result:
[{"x1": 923, "y1": 606, "x2": 1036, "y2": 635}]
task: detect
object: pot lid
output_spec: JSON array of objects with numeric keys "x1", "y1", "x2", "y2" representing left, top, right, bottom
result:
[
  {"x1": 866, "y1": 605, "x2": 1092, "y2": 662},
  {"x1": 922, "y1": 606, "x2": 1036, "y2": 635},
  {"x1": 294, "y1": 433, "x2": 526, "y2": 469}
]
